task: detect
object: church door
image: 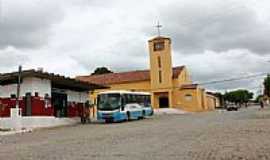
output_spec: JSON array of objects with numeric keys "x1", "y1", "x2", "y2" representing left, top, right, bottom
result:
[{"x1": 159, "y1": 97, "x2": 169, "y2": 108}]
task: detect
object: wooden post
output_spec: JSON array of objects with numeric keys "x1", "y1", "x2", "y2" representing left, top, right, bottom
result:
[{"x1": 16, "y1": 65, "x2": 22, "y2": 109}]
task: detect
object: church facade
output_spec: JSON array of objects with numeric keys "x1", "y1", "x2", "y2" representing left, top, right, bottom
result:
[{"x1": 77, "y1": 36, "x2": 219, "y2": 112}]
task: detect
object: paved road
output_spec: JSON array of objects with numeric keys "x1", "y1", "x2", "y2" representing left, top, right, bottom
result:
[{"x1": 1, "y1": 106, "x2": 270, "y2": 160}]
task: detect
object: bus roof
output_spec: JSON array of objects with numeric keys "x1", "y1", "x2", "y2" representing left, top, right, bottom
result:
[{"x1": 98, "y1": 90, "x2": 151, "y2": 95}]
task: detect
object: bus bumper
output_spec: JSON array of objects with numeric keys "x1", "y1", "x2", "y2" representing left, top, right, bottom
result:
[
  {"x1": 144, "y1": 108, "x2": 154, "y2": 117},
  {"x1": 97, "y1": 111, "x2": 127, "y2": 122}
]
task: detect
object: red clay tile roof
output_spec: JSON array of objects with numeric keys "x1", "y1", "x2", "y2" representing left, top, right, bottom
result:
[
  {"x1": 180, "y1": 84, "x2": 198, "y2": 89},
  {"x1": 0, "y1": 69, "x2": 107, "y2": 91},
  {"x1": 148, "y1": 36, "x2": 171, "y2": 42},
  {"x1": 77, "y1": 66, "x2": 185, "y2": 85}
]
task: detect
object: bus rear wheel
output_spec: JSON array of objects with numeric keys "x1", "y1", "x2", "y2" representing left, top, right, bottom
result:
[{"x1": 139, "y1": 111, "x2": 145, "y2": 119}]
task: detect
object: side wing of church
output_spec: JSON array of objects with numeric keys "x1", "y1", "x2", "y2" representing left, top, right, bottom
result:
[{"x1": 77, "y1": 36, "x2": 220, "y2": 112}]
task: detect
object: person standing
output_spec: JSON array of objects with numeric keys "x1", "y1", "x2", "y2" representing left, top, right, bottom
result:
[{"x1": 260, "y1": 98, "x2": 264, "y2": 109}]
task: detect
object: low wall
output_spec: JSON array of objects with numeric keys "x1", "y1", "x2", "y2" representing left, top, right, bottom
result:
[
  {"x1": 0, "y1": 116, "x2": 80, "y2": 129},
  {"x1": 0, "y1": 97, "x2": 83, "y2": 118}
]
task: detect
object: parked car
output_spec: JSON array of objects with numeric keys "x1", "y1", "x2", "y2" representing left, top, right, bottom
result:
[{"x1": 226, "y1": 104, "x2": 238, "y2": 111}]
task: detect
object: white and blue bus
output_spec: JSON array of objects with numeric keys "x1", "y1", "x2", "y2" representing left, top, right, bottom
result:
[{"x1": 97, "y1": 91, "x2": 153, "y2": 122}]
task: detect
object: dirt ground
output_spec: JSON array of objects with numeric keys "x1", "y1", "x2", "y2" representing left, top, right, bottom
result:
[{"x1": 1, "y1": 106, "x2": 270, "y2": 160}]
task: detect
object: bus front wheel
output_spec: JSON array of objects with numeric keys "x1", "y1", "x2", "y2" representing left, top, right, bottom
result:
[{"x1": 142, "y1": 111, "x2": 145, "y2": 119}]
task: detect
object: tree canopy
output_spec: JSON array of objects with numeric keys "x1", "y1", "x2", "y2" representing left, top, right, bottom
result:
[
  {"x1": 224, "y1": 89, "x2": 253, "y2": 104},
  {"x1": 91, "y1": 67, "x2": 113, "y2": 75},
  {"x1": 264, "y1": 74, "x2": 270, "y2": 97}
]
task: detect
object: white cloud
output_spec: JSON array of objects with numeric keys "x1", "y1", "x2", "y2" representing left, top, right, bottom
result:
[
  {"x1": 0, "y1": 46, "x2": 29, "y2": 72},
  {"x1": 0, "y1": 0, "x2": 269, "y2": 93},
  {"x1": 173, "y1": 49, "x2": 270, "y2": 93}
]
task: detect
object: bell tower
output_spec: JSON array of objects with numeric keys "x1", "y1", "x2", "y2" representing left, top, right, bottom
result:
[{"x1": 148, "y1": 36, "x2": 173, "y2": 90}]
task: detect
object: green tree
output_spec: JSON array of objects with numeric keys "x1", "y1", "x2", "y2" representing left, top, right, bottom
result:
[
  {"x1": 224, "y1": 89, "x2": 253, "y2": 107},
  {"x1": 91, "y1": 67, "x2": 113, "y2": 75},
  {"x1": 263, "y1": 74, "x2": 270, "y2": 97}
]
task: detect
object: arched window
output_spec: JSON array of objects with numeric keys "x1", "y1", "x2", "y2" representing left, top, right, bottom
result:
[
  {"x1": 159, "y1": 70, "x2": 162, "y2": 83},
  {"x1": 158, "y1": 56, "x2": 161, "y2": 68},
  {"x1": 154, "y1": 42, "x2": 164, "y2": 51}
]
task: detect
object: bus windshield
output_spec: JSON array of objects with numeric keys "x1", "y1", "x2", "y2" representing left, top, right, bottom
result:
[{"x1": 97, "y1": 93, "x2": 121, "y2": 111}]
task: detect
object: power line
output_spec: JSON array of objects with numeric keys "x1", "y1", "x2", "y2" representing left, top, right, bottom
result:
[
  {"x1": 197, "y1": 73, "x2": 267, "y2": 85},
  {"x1": 128, "y1": 73, "x2": 267, "y2": 91}
]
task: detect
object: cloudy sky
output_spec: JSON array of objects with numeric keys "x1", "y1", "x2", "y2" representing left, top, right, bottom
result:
[{"x1": 0, "y1": 0, "x2": 270, "y2": 94}]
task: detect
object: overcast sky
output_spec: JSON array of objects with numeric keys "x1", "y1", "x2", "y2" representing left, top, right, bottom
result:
[{"x1": 0, "y1": 0, "x2": 270, "y2": 94}]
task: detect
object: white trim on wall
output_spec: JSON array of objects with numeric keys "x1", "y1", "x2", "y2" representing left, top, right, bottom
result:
[{"x1": 0, "y1": 77, "x2": 51, "y2": 98}]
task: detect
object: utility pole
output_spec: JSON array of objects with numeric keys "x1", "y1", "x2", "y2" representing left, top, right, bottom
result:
[{"x1": 16, "y1": 65, "x2": 22, "y2": 109}]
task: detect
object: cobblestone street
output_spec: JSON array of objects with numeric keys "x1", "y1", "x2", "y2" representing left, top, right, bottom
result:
[{"x1": 1, "y1": 106, "x2": 270, "y2": 160}]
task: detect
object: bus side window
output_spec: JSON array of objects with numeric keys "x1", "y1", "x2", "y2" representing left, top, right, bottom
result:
[
  {"x1": 139, "y1": 95, "x2": 143, "y2": 105},
  {"x1": 147, "y1": 95, "x2": 151, "y2": 107},
  {"x1": 121, "y1": 95, "x2": 125, "y2": 110},
  {"x1": 125, "y1": 94, "x2": 129, "y2": 105},
  {"x1": 130, "y1": 94, "x2": 135, "y2": 103},
  {"x1": 133, "y1": 95, "x2": 136, "y2": 103},
  {"x1": 135, "y1": 95, "x2": 138, "y2": 103},
  {"x1": 121, "y1": 95, "x2": 125, "y2": 105},
  {"x1": 142, "y1": 96, "x2": 146, "y2": 106},
  {"x1": 128, "y1": 94, "x2": 133, "y2": 103}
]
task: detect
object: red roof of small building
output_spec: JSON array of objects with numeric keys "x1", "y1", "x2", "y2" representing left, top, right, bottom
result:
[
  {"x1": 0, "y1": 69, "x2": 107, "y2": 91},
  {"x1": 180, "y1": 84, "x2": 198, "y2": 89},
  {"x1": 77, "y1": 66, "x2": 185, "y2": 85}
]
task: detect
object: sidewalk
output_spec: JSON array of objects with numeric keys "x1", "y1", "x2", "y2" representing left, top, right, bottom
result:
[
  {"x1": 0, "y1": 128, "x2": 32, "y2": 136},
  {"x1": 154, "y1": 108, "x2": 188, "y2": 115}
]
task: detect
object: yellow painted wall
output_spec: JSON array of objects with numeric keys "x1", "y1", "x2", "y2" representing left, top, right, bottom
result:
[
  {"x1": 177, "y1": 67, "x2": 192, "y2": 85},
  {"x1": 148, "y1": 37, "x2": 173, "y2": 90},
  {"x1": 87, "y1": 68, "x2": 217, "y2": 112},
  {"x1": 88, "y1": 80, "x2": 217, "y2": 113},
  {"x1": 86, "y1": 36, "x2": 217, "y2": 113},
  {"x1": 172, "y1": 88, "x2": 204, "y2": 112},
  {"x1": 206, "y1": 95, "x2": 216, "y2": 110},
  {"x1": 170, "y1": 87, "x2": 219, "y2": 112},
  {"x1": 200, "y1": 89, "x2": 207, "y2": 110},
  {"x1": 110, "y1": 81, "x2": 151, "y2": 91},
  {"x1": 206, "y1": 94, "x2": 220, "y2": 110}
]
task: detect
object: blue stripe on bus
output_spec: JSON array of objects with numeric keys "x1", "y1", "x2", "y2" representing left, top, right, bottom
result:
[
  {"x1": 130, "y1": 111, "x2": 142, "y2": 119},
  {"x1": 97, "y1": 108, "x2": 153, "y2": 122},
  {"x1": 144, "y1": 108, "x2": 154, "y2": 116},
  {"x1": 97, "y1": 111, "x2": 127, "y2": 122}
]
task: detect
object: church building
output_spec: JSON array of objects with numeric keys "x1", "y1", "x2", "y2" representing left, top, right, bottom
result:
[{"x1": 77, "y1": 36, "x2": 219, "y2": 112}]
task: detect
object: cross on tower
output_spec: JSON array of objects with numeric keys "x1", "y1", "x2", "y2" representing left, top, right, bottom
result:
[{"x1": 155, "y1": 21, "x2": 162, "y2": 37}]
